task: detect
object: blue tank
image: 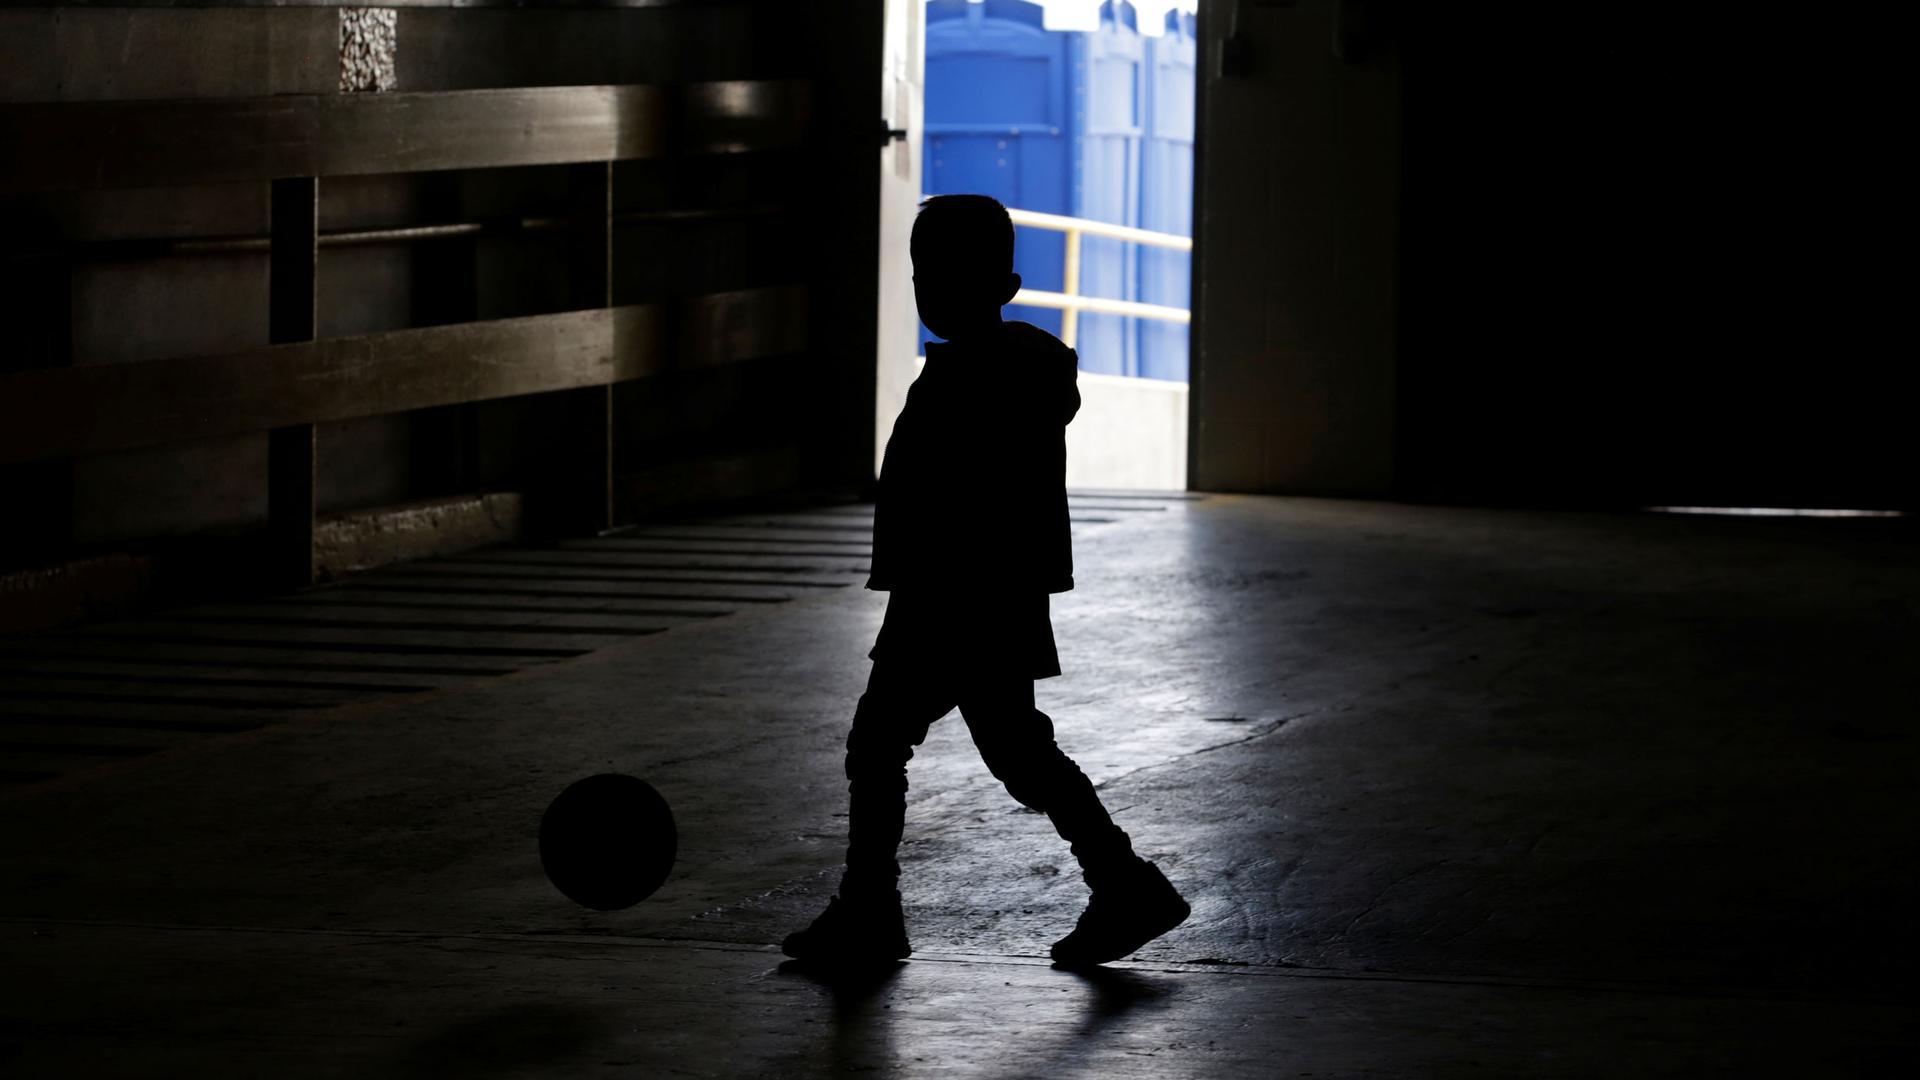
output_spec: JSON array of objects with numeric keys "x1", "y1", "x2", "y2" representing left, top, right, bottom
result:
[
  {"x1": 1137, "y1": 9, "x2": 1196, "y2": 381},
  {"x1": 923, "y1": 0, "x2": 1073, "y2": 343},
  {"x1": 1069, "y1": 1, "x2": 1146, "y2": 377},
  {"x1": 921, "y1": 0, "x2": 1192, "y2": 381}
]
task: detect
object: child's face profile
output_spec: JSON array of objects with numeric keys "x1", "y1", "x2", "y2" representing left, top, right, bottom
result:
[
  {"x1": 910, "y1": 198, "x2": 1022, "y2": 343},
  {"x1": 913, "y1": 260, "x2": 1022, "y2": 343}
]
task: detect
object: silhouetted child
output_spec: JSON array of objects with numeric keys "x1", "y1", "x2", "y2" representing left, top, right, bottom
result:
[{"x1": 783, "y1": 194, "x2": 1189, "y2": 968}]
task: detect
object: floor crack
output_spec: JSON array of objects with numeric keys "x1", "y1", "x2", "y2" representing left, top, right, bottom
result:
[{"x1": 1090, "y1": 710, "x2": 1310, "y2": 793}]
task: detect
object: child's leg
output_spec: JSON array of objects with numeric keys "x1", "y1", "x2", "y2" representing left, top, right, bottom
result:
[
  {"x1": 956, "y1": 677, "x2": 1191, "y2": 965},
  {"x1": 953, "y1": 679, "x2": 1138, "y2": 888},
  {"x1": 839, "y1": 661, "x2": 955, "y2": 896},
  {"x1": 784, "y1": 662, "x2": 954, "y2": 963}
]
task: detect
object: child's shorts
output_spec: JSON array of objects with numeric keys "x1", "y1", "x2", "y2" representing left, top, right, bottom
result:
[{"x1": 867, "y1": 589, "x2": 1062, "y2": 681}]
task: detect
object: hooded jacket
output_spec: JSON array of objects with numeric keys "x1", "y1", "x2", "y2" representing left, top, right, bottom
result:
[{"x1": 866, "y1": 320, "x2": 1081, "y2": 595}]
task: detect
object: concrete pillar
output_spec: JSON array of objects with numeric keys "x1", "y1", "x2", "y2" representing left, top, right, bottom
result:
[{"x1": 1189, "y1": 0, "x2": 1400, "y2": 495}]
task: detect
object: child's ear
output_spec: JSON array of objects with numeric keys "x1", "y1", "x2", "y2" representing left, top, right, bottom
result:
[{"x1": 1001, "y1": 272, "x2": 1022, "y2": 305}]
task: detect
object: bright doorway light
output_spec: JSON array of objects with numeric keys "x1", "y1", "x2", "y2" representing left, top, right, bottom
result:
[{"x1": 909, "y1": 0, "x2": 1198, "y2": 490}]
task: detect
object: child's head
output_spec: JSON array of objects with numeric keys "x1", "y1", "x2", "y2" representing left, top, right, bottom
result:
[{"x1": 911, "y1": 194, "x2": 1022, "y2": 342}]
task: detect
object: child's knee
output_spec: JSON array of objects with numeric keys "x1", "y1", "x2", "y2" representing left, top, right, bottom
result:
[
  {"x1": 844, "y1": 722, "x2": 916, "y2": 785},
  {"x1": 979, "y1": 738, "x2": 1077, "y2": 808}
]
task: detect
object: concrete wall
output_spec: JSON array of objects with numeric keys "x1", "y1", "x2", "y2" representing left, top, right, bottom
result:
[
  {"x1": 1188, "y1": 0, "x2": 1398, "y2": 496},
  {"x1": 1065, "y1": 373, "x2": 1187, "y2": 490},
  {"x1": 1391, "y1": 6, "x2": 1906, "y2": 510},
  {"x1": 1187, "y1": 2, "x2": 1907, "y2": 510}
]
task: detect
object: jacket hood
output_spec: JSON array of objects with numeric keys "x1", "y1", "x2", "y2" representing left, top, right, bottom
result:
[{"x1": 1000, "y1": 320, "x2": 1082, "y2": 425}]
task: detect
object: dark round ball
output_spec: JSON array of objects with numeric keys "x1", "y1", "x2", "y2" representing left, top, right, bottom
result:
[{"x1": 539, "y1": 773, "x2": 677, "y2": 912}]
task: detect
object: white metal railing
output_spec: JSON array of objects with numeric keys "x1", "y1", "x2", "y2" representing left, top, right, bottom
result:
[{"x1": 1005, "y1": 207, "x2": 1191, "y2": 350}]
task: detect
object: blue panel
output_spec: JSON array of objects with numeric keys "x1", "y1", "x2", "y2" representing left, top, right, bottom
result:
[
  {"x1": 927, "y1": 57, "x2": 1052, "y2": 125},
  {"x1": 921, "y1": 0, "x2": 1071, "y2": 348},
  {"x1": 1137, "y1": 7, "x2": 1196, "y2": 381},
  {"x1": 1071, "y1": 2, "x2": 1145, "y2": 377},
  {"x1": 918, "y1": 0, "x2": 1190, "y2": 372},
  {"x1": 927, "y1": 135, "x2": 1017, "y2": 202}
]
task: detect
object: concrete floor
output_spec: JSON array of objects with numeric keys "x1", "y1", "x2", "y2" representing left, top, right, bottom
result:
[{"x1": 3, "y1": 494, "x2": 1916, "y2": 1077}]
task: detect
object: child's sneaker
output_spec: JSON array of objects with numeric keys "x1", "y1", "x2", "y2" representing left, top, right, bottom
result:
[
  {"x1": 781, "y1": 890, "x2": 911, "y2": 965},
  {"x1": 1050, "y1": 859, "x2": 1189, "y2": 967}
]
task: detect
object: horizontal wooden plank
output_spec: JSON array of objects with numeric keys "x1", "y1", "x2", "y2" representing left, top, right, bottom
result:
[
  {"x1": 0, "y1": 307, "x2": 635, "y2": 463},
  {"x1": 322, "y1": 82, "x2": 808, "y2": 174},
  {"x1": 0, "y1": 8, "x2": 337, "y2": 104},
  {"x1": 317, "y1": 85, "x2": 664, "y2": 176},
  {"x1": 0, "y1": 285, "x2": 804, "y2": 464},
  {"x1": 667, "y1": 81, "x2": 811, "y2": 156},
  {"x1": 0, "y1": 1, "x2": 721, "y2": 9},
  {"x1": 0, "y1": 95, "x2": 314, "y2": 194},
  {"x1": 0, "y1": 81, "x2": 809, "y2": 194}
]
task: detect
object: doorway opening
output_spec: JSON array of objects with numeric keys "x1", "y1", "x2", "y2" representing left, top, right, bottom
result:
[{"x1": 877, "y1": 0, "x2": 1198, "y2": 491}]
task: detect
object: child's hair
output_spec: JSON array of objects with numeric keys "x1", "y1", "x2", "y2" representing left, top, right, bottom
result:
[{"x1": 911, "y1": 194, "x2": 1015, "y2": 276}]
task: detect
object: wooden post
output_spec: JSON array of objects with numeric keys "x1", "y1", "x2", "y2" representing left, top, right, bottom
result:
[
  {"x1": 555, "y1": 160, "x2": 614, "y2": 536},
  {"x1": 407, "y1": 172, "x2": 480, "y2": 499},
  {"x1": 267, "y1": 175, "x2": 318, "y2": 588},
  {"x1": 0, "y1": 253, "x2": 75, "y2": 565}
]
